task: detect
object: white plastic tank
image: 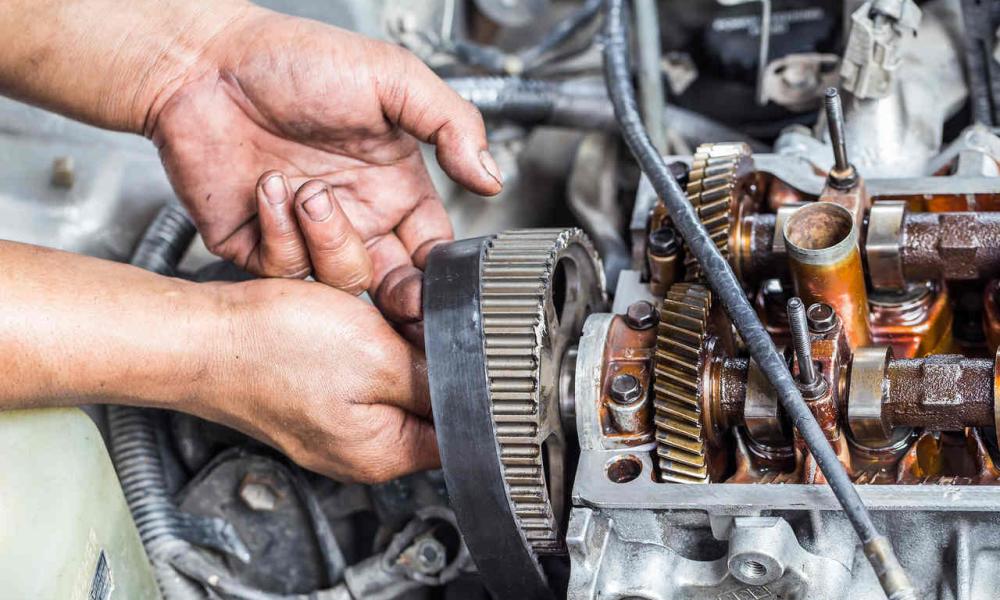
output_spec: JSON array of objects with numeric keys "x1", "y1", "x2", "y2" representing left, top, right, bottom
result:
[{"x1": 0, "y1": 407, "x2": 161, "y2": 600}]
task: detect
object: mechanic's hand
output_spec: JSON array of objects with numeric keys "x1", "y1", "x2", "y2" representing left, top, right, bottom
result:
[
  {"x1": 148, "y1": 7, "x2": 502, "y2": 324},
  {"x1": 208, "y1": 277, "x2": 439, "y2": 483}
]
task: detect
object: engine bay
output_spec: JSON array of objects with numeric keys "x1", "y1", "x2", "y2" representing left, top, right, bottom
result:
[{"x1": 6, "y1": 0, "x2": 1000, "y2": 599}]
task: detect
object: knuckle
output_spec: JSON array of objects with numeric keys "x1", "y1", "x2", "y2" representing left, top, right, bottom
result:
[{"x1": 316, "y1": 228, "x2": 355, "y2": 256}]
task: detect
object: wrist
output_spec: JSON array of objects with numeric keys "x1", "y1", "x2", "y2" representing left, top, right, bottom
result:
[{"x1": 128, "y1": 0, "x2": 262, "y2": 136}]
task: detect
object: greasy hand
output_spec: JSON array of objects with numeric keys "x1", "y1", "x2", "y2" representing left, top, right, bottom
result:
[
  {"x1": 205, "y1": 277, "x2": 439, "y2": 483},
  {"x1": 149, "y1": 6, "x2": 502, "y2": 325}
]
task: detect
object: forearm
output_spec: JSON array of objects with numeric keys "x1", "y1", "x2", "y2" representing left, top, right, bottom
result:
[
  {"x1": 0, "y1": 240, "x2": 227, "y2": 410},
  {"x1": 0, "y1": 0, "x2": 252, "y2": 133}
]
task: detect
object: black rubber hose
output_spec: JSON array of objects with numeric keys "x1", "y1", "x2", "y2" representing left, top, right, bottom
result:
[
  {"x1": 445, "y1": 76, "x2": 770, "y2": 150},
  {"x1": 446, "y1": 76, "x2": 616, "y2": 130},
  {"x1": 518, "y1": 0, "x2": 604, "y2": 68},
  {"x1": 286, "y1": 464, "x2": 347, "y2": 586},
  {"x1": 115, "y1": 207, "x2": 348, "y2": 597},
  {"x1": 109, "y1": 204, "x2": 205, "y2": 600},
  {"x1": 450, "y1": 40, "x2": 511, "y2": 74},
  {"x1": 601, "y1": 2, "x2": 914, "y2": 597}
]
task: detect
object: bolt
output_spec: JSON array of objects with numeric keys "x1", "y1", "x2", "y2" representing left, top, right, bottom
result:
[
  {"x1": 787, "y1": 297, "x2": 817, "y2": 385},
  {"x1": 824, "y1": 88, "x2": 858, "y2": 189},
  {"x1": 668, "y1": 160, "x2": 690, "y2": 188},
  {"x1": 825, "y1": 88, "x2": 849, "y2": 172},
  {"x1": 649, "y1": 227, "x2": 679, "y2": 257},
  {"x1": 239, "y1": 474, "x2": 284, "y2": 511},
  {"x1": 410, "y1": 537, "x2": 447, "y2": 575},
  {"x1": 807, "y1": 302, "x2": 838, "y2": 333},
  {"x1": 610, "y1": 373, "x2": 643, "y2": 406},
  {"x1": 625, "y1": 301, "x2": 659, "y2": 330}
]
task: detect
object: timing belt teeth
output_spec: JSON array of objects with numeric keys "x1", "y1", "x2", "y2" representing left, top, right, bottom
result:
[
  {"x1": 683, "y1": 142, "x2": 752, "y2": 282},
  {"x1": 481, "y1": 228, "x2": 594, "y2": 554},
  {"x1": 654, "y1": 283, "x2": 713, "y2": 484}
]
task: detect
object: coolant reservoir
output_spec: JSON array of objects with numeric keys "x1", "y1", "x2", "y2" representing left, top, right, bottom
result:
[{"x1": 0, "y1": 408, "x2": 160, "y2": 600}]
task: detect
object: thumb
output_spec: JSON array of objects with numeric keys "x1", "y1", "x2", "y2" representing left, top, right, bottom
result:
[
  {"x1": 380, "y1": 48, "x2": 504, "y2": 196},
  {"x1": 292, "y1": 180, "x2": 374, "y2": 295}
]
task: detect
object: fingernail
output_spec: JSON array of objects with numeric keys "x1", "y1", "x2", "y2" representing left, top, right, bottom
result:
[
  {"x1": 261, "y1": 174, "x2": 286, "y2": 205},
  {"x1": 479, "y1": 150, "x2": 503, "y2": 187},
  {"x1": 302, "y1": 190, "x2": 333, "y2": 221}
]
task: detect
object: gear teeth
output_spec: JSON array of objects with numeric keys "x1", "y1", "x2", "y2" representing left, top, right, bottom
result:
[
  {"x1": 683, "y1": 142, "x2": 753, "y2": 282},
  {"x1": 481, "y1": 228, "x2": 603, "y2": 555},
  {"x1": 654, "y1": 283, "x2": 713, "y2": 483}
]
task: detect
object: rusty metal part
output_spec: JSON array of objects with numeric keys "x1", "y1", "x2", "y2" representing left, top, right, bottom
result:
[
  {"x1": 784, "y1": 202, "x2": 873, "y2": 349},
  {"x1": 727, "y1": 428, "x2": 797, "y2": 484},
  {"x1": 869, "y1": 282, "x2": 954, "y2": 358},
  {"x1": 824, "y1": 88, "x2": 860, "y2": 191},
  {"x1": 624, "y1": 300, "x2": 658, "y2": 331},
  {"x1": 787, "y1": 298, "x2": 820, "y2": 387},
  {"x1": 608, "y1": 374, "x2": 647, "y2": 434},
  {"x1": 767, "y1": 202, "x2": 809, "y2": 273},
  {"x1": 717, "y1": 357, "x2": 749, "y2": 434},
  {"x1": 807, "y1": 302, "x2": 838, "y2": 333},
  {"x1": 985, "y1": 281, "x2": 1000, "y2": 354},
  {"x1": 610, "y1": 374, "x2": 643, "y2": 405},
  {"x1": 757, "y1": 279, "x2": 952, "y2": 360},
  {"x1": 744, "y1": 354, "x2": 790, "y2": 446},
  {"x1": 653, "y1": 283, "x2": 719, "y2": 483},
  {"x1": 680, "y1": 142, "x2": 756, "y2": 282},
  {"x1": 865, "y1": 201, "x2": 907, "y2": 291},
  {"x1": 601, "y1": 314, "x2": 658, "y2": 446},
  {"x1": 996, "y1": 345, "x2": 1000, "y2": 456},
  {"x1": 740, "y1": 209, "x2": 1000, "y2": 285},
  {"x1": 766, "y1": 175, "x2": 814, "y2": 212},
  {"x1": 848, "y1": 427, "x2": 917, "y2": 484},
  {"x1": 737, "y1": 212, "x2": 784, "y2": 283},
  {"x1": 896, "y1": 430, "x2": 1000, "y2": 485},
  {"x1": 884, "y1": 356, "x2": 995, "y2": 430},
  {"x1": 647, "y1": 227, "x2": 680, "y2": 298},
  {"x1": 648, "y1": 250, "x2": 679, "y2": 299},
  {"x1": 648, "y1": 226, "x2": 679, "y2": 256},
  {"x1": 901, "y1": 211, "x2": 1000, "y2": 281},
  {"x1": 847, "y1": 346, "x2": 893, "y2": 442}
]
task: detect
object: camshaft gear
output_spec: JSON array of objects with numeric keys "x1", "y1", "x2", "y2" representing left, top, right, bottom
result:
[
  {"x1": 654, "y1": 283, "x2": 717, "y2": 483},
  {"x1": 424, "y1": 228, "x2": 605, "y2": 600},
  {"x1": 482, "y1": 229, "x2": 604, "y2": 552},
  {"x1": 683, "y1": 142, "x2": 755, "y2": 282}
]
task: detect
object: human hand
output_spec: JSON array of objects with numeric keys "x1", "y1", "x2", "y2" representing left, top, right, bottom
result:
[
  {"x1": 202, "y1": 277, "x2": 439, "y2": 483},
  {"x1": 147, "y1": 6, "x2": 502, "y2": 325}
]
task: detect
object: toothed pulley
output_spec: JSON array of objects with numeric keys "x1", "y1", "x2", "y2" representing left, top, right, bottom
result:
[
  {"x1": 654, "y1": 282, "x2": 727, "y2": 483},
  {"x1": 424, "y1": 228, "x2": 605, "y2": 600}
]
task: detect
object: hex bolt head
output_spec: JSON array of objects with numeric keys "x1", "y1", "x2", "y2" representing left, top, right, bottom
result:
[
  {"x1": 408, "y1": 537, "x2": 447, "y2": 575},
  {"x1": 649, "y1": 227, "x2": 679, "y2": 257},
  {"x1": 610, "y1": 373, "x2": 643, "y2": 406},
  {"x1": 806, "y1": 302, "x2": 838, "y2": 333},
  {"x1": 668, "y1": 160, "x2": 690, "y2": 188},
  {"x1": 625, "y1": 301, "x2": 659, "y2": 330}
]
